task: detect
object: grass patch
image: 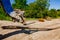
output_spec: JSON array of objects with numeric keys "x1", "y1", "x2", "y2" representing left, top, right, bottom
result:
[{"x1": 25, "y1": 18, "x2": 37, "y2": 20}]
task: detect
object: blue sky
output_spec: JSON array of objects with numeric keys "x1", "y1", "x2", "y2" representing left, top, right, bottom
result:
[
  {"x1": 10, "y1": 0, "x2": 15, "y2": 4},
  {"x1": 27, "y1": 0, "x2": 35, "y2": 4},
  {"x1": 49, "y1": 0, "x2": 60, "y2": 9},
  {"x1": 10, "y1": 0, "x2": 60, "y2": 9}
]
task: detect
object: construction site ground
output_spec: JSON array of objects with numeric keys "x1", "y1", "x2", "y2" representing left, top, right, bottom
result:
[{"x1": 0, "y1": 19, "x2": 60, "y2": 40}]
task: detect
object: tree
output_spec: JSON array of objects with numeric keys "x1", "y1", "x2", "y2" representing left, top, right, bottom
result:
[
  {"x1": 48, "y1": 9, "x2": 58, "y2": 18},
  {"x1": 0, "y1": 7, "x2": 11, "y2": 20},
  {"x1": 12, "y1": 0, "x2": 27, "y2": 10},
  {"x1": 57, "y1": 9, "x2": 60, "y2": 16},
  {"x1": 25, "y1": 0, "x2": 50, "y2": 18}
]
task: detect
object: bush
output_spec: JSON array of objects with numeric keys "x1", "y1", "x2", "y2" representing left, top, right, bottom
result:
[
  {"x1": 0, "y1": 7, "x2": 11, "y2": 20},
  {"x1": 45, "y1": 16, "x2": 52, "y2": 21}
]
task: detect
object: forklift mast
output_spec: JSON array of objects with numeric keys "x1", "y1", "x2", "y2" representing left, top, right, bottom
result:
[
  {"x1": 0, "y1": 1, "x2": 1, "y2": 7},
  {"x1": 0, "y1": 0, "x2": 14, "y2": 15}
]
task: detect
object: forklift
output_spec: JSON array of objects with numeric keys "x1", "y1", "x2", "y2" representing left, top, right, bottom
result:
[
  {"x1": 0, "y1": 0, "x2": 53, "y2": 30},
  {"x1": 0, "y1": 0, "x2": 26, "y2": 25},
  {"x1": 0, "y1": 0, "x2": 36, "y2": 29}
]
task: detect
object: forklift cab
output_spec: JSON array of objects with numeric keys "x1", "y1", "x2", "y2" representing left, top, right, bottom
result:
[
  {"x1": 0, "y1": 0, "x2": 26, "y2": 24},
  {"x1": 0, "y1": 0, "x2": 21, "y2": 21},
  {"x1": 0, "y1": 0, "x2": 18, "y2": 21}
]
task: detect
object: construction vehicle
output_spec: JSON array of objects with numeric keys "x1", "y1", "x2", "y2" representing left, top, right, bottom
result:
[
  {"x1": 0, "y1": 0, "x2": 36, "y2": 29},
  {"x1": 0, "y1": 0, "x2": 26, "y2": 25},
  {"x1": 0, "y1": 0, "x2": 54, "y2": 31}
]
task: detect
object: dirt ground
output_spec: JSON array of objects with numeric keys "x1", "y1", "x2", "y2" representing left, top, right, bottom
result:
[{"x1": 0, "y1": 19, "x2": 60, "y2": 40}]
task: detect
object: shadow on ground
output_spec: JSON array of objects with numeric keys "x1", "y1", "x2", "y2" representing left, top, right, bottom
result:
[
  {"x1": 0, "y1": 28, "x2": 38, "y2": 40},
  {"x1": 1, "y1": 25, "x2": 59, "y2": 40},
  {"x1": 0, "y1": 29, "x2": 30, "y2": 40}
]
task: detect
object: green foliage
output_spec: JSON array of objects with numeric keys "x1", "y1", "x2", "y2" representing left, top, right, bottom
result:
[
  {"x1": 12, "y1": 0, "x2": 27, "y2": 10},
  {"x1": 25, "y1": 0, "x2": 50, "y2": 18},
  {"x1": 0, "y1": 0, "x2": 60, "y2": 20},
  {"x1": 24, "y1": 0, "x2": 60, "y2": 18},
  {"x1": 47, "y1": 9, "x2": 59, "y2": 18},
  {"x1": 0, "y1": 7, "x2": 11, "y2": 20},
  {"x1": 57, "y1": 9, "x2": 60, "y2": 16},
  {"x1": 13, "y1": 0, "x2": 60, "y2": 19}
]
